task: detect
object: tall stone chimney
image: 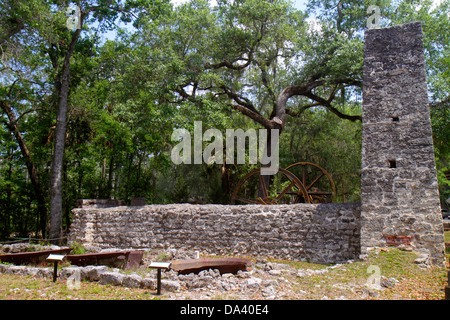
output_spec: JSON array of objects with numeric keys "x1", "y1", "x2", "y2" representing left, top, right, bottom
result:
[{"x1": 361, "y1": 22, "x2": 445, "y2": 265}]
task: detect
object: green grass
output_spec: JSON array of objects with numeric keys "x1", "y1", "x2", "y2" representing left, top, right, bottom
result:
[
  {"x1": 0, "y1": 246, "x2": 448, "y2": 300},
  {"x1": 0, "y1": 275, "x2": 162, "y2": 300},
  {"x1": 444, "y1": 230, "x2": 450, "y2": 243},
  {"x1": 292, "y1": 248, "x2": 447, "y2": 300}
]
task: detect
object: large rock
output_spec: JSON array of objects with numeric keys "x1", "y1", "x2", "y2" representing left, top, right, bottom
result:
[
  {"x1": 245, "y1": 277, "x2": 262, "y2": 290},
  {"x1": 122, "y1": 274, "x2": 143, "y2": 288},
  {"x1": 99, "y1": 271, "x2": 124, "y2": 286},
  {"x1": 162, "y1": 280, "x2": 181, "y2": 292},
  {"x1": 141, "y1": 277, "x2": 157, "y2": 290},
  {"x1": 85, "y1": 266, "x2": 109, "y2": 281}
]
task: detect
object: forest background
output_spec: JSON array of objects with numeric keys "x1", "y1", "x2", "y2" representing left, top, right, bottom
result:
[{"x1": 0, "y1": 0, "x2": 448, "y2": 242}]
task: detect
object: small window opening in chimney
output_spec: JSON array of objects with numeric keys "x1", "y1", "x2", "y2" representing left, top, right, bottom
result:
[
  {"x1": 389, "y1": 159, "x2": 397, "y2": 168},
  {"x1": 392, "y1": 116, "x2": 399, "y2": 122}
]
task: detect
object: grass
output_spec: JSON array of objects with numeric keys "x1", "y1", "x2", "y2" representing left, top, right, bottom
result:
[
  {"x1": 321, "y1": 249, "x2": 447, "y2": 300},
  {"x1": 1, "y1": 233, "x2": 449, "y2": 300},
  {"x1": 0, "y1": 247, "x2": 448, "y2": 300},
  {"x1": 445, "y1": 230, "x2": 450, "y2": 243},
  {"x1": 0, "y1": 275, "x2": 161, "y2": 300}
]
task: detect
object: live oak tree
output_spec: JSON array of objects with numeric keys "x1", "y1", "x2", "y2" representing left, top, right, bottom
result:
[
  {"x1": 129, "y1": 0, "x2": 364, "y2": 195},
  {"x1": 150, "y1": 0, "x2": 363, "y2": 129}
]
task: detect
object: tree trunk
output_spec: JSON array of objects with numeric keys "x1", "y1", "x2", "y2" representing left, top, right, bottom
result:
[
  {"x1": 125, "y1": 154, "x2": 133, "y2": 201},
  {"x1": 48, "y1": 25, "x2": 83, "y2": 244},
  {"x1": 107, "y1": 155, "x2": 114, "y2": 198},
  {"x1": 1, "y1": 100, "x2": 48, "y2": 237},
  {"x1": 48, "y1": 62, "x2": 70, "y2": 243}
]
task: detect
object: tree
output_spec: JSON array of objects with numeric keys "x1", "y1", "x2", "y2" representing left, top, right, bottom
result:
[
  {"x1": 47, "y1": 0, "x2": 171, "y2": 242},
  {"x1": 1, "y1": 0, "x2": 172, "y2": 241},
  {"x1": 128, "y1": 0, "x2": 364, "y2": 197},
  {"x1": 0, "y1": 0, "x2": 54, "y2": 236}
]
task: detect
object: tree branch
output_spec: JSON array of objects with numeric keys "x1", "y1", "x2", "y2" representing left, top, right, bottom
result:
[
  {"x1": 228, "y1": 104, "x2": 274, "y2": 129},
  {"x1": 205, "y1": 55, "x2": 252, "y2": 71},
  {"x1": 220, "y1": 85, "x2": 255, "y2": 110},
  {"x1": 285, "y1": 101, "x2": 321, "y2": 117},
  {"x1": 277, "y1": 78, "x2": 362, "y2": 124},
  {"x1": 303, "y1": 91, "x2": 362, "y2": 122}
]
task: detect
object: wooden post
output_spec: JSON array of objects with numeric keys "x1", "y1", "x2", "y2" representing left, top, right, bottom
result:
[
  {"x1": 156, "y1": 268, "x2": 162, "y2": 295},
  {"x1": 148, "y1": 262, "x2": 171, "y2": 295},
  {"x1": 46, "y1": 254, "x2": 66, "y2": 282},
  {"x1": 52, "y1": 261, "x2": 58, "y2": 282}
]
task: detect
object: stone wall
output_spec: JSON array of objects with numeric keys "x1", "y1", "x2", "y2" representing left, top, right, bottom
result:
[
  {"x1": 361, "y1": 22, "x2": 445, "y2": 265},
  {"x1": 68, "y1": 203, "x2": 361, "y2": 264}
]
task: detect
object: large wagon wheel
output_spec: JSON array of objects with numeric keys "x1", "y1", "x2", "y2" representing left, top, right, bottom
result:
[
  {"x1": 231, "y1": 168, "x2": 310, "y2": 205},
  {"x1": 285, "y1": 162, "x2": 336, "y2": 203}
]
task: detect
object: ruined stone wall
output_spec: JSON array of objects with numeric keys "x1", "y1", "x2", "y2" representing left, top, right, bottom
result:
[
  {"x1": 68, "y1": 203, "x2": 361, "y2": 264},
  {"x1": 361, "y1": 22, "x2": 445, "y2": 264}
]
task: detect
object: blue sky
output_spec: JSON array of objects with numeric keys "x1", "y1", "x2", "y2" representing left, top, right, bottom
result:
[
  {"x1": 292, "y1": 0, "x2": 308, "y2": 11},
  {"x1": 171, "y1": 0, "x2": 309, "y2": 10}
]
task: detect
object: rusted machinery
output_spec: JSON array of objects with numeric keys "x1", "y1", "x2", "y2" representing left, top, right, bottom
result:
[
  {"x1": 231, "y1": 162, "x2": 336, "y2": 205},
  {"x1": 170, "y1": 257, "x2": 251, "y2": 275},
  {"x1": 0, "y1": 248, "x2": 144, "y2": 271},
  {"x1": 67, "y1": 250, "x2": 144, "y2": 270},
  {"x1": 0, "y1": 248, "x2": 73, "y2": 265}
]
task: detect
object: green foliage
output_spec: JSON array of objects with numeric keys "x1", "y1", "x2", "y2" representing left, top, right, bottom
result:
[{"x1": 70, "y1": 241, "x2": 87, "y2": 255}]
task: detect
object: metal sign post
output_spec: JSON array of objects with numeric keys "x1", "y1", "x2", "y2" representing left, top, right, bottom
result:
[
  {"x1": 46, "y1": 254, "x2": 66, "y2": 282},
  {"x1": 148, "y1": 262, "x2": 171, "y2": 295}
]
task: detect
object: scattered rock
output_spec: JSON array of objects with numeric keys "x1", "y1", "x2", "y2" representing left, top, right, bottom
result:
[
  {"x1": 37, "y1": 268, "x2": 53, "y2": 279},
  {"x1": 245, "y1": 277, "x2": 262, "y2": 290},
  {"x1": 141, "y1": 277, "x2": 157, "y2": 290},
  {"x1": 268, "y1": 269, "x2": 282, "y2": 276},
  {"x1": 187, "y1": 275, "x2": 213, "y2": 289},
  {"x1": 262, "y1": 285, "x2": 277, "y2": 298},
  {"x1": 0, "y1": 247, "x2": 417, "y2": 299},
  {"x1": 122, "y1": 273, "x2": 143, "y2": 288},
  {"x1": 414, "y1": 253, "x2": 430, "y2": 267},
  {"x1": 99, "y1": 271, "x2": 124, "y2": 286},
  {"x1": 398, "y1": 244, "x2": 413, "y2": 251},
  {"x1": 236, "y1": 270, "x2": 251, "y2": 278},
  {"x1": 221, "y1": 273, "x2": 234, "y2": 278},
  {"x1": 0, "y1": 243, "x2": 67, "y2": 254},
  {"x1": 5, "y1": 265, "x2": 27, "y2": 275},
  {"x1": 60, "y1": 267, "x2": 84, "y2": 280},
  {"x1": 1, "y1": 243, "x2": 30, "y2": 253},
  {"x1": 381, "y1": 276, "x2": 399, "y2": 289},
  {"x1": 162, "y1": 280, "x2": 181, "y2": 292},
  {"x1": 85, "y1": 266, "x2": 109, "y2": 281},
  {"x1": 262, "y1": 279, "x2": 278, "y2": 287},
  {"x1": 296, "y1": 268, "x2": 329, "y2": 277},
  {"x1": 199, "y1": 269, "x2": 220, "y2": 278}
]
